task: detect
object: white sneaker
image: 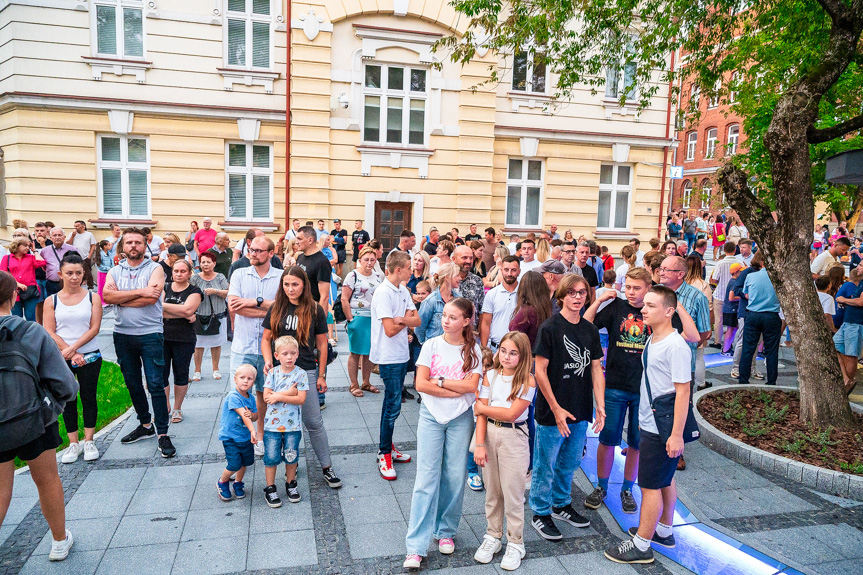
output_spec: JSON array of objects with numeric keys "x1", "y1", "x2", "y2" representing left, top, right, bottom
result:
[
  {"x1": 48, "y1": 530, "x2": 73, "y2": 561},
  {"x1": 438, "y1": 537, "x2": 455, "y2": 554},
  {"x1": 83, "y1": 441, "x2": 99, "y2": 462},
  {"x1": 61, "y1": 443, "x2": 81, "y2": 464},
  {"x1": 474, "y1": 534, "x2": 502, "y2": 563},
  {"x1": 377, "y1": 453, "x2": 396, "y2": 480},
  {"x1": 730, "y1": 368, "x2": 740, "y2": 379},
  {"x1": 254, "y1": 442, "x2": 265, "y2": 457},
  {"x1": 500, "y1": 543, "x2": 525, "y2": 571}
]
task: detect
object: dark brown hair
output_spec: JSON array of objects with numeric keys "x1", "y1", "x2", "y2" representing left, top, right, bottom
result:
[
  {"x1": 0, "y1": 271, "x2": 17, "y2": 306},
  {"x1": 270, "y1": 266, "x2": 317, "y2": 345},
  {"x1": 514, "y1": 271, "x2": 552, "y2": 328}
]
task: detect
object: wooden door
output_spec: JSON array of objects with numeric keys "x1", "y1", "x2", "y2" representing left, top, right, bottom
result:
[{"x1": 374, "y1": 202, "x2": 412, "y2": 256}]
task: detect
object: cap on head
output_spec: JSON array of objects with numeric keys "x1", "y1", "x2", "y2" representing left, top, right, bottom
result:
[
  {"x1": 540, "y1": 260, "x2": 565, "y2": 275},
  {"x1": 168, "y1": 244, "x2": 187, "y2": 256},
  {"x1": 729, "y1": 263, "x2": 746, "y2": 274}
]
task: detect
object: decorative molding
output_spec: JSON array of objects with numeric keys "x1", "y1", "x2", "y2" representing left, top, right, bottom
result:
[
  {"x1": 508, "y1": 91, "x2": 554, "y2": 113},
  {"x1": 218, "y1": 221, "x2": 280, "y2": 232},
  {"x1": 107, "y1": 110, "x2": 134, "y2": 135},
  {"x1": 393, "y1": 0, "x2": 409, "y2": 16},
  {"x1": 364, "y1": 191, "x2": 425, "y2": 239},
  {"x1": 218, "y1": 68, "x2": 280, "y2": 93},
  {"x1": 212, "y1": 0, "x2": 221, "y2": 17},
  {"x1": 593, "y1": 230, "x2": 638, "y2": 239},
  {"x1": 357, "y1": 146, "x2": 434, "y2": 178},
  {"x1": 291, "y1": 7, "x2": 332, "y2": 41},
  {"x1": 495, "y1": 125, "x2": 674, "y2": 149},
  {"x1": 612, "y1": 143, "x2": 630, "y2": 163},
  {"x1": 519, "y1": 137, "x2": 539, "y2": 158},
  {"x1": 237, "y1": 118, "x2": 261, "y2": 143},
  {"x1": 273, "y1": 0, "x2": 285, "y2": 30},
  {"x1": 83, "y1": 56, "x2": 151, "y2": 83},
  {"x1": 602, "y1": 98, "x2": 641, "y2": 121},
  {"x1": 353, "y1": 24, "x2": 441, "y2": 64}
]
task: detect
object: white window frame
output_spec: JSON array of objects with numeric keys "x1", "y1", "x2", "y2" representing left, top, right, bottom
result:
[
  {"x1": 511, "y1": 49, "x2": 547, "y2": 94},
  {"x1": 686, "y1": 132, "x2": 697, "y2": 161},
  {"x1": 505, "y1": 158, "x2": 544, "y2": 229},
  {"x1": 705, "y1": 128, "x2": 718, "y2": 159},
  {"x1": 362, "y1": 62, "x2": 429, "y2": 148},
  {"x1": 682, "y1": 180, "x2": 693, "y2": 207},
  {"x1": 700, "y1": 180, "x2": 711, "y2": 209},
  {"x1": 97, "y1": 134, "x2": 151, "y2": 220},
  {"x1": 91, "y1": 0, "x2": 145, "y2": 59},
  {"x1": 708, "y1": 79, "x2": 721, "y2": 109},
  {"x1": 597, "y1": 163, "x2": 633, "y2": 231},
  {"x1": 727, "y1": 124, "x2": 740, "y2": 155},
  {"x1": 690, "y1": 84, "x2": 700, "y2": 108},
  {"x1": 730, "y1": 72, "x2": 739, "y2": 103},
  {"x1": 223, "y1": 0, "x2": 273, "y2": 71},
  {"x1": 224, "y1": 142, "x2": 274, "y2": 222}
]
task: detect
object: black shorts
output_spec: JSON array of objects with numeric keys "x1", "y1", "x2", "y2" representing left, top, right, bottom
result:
[
  {"x1": 0, "y1": 421, "x2": 61, "y2": 464},
  {"x1": 723, "y1": 313, "x2": 739, "y2": 329},
  {"x1": 637, "y1": 430, "x2": 679, "y2": 490},
  {"x1": 337, "y1": 250, "x2": 346, "y2": 264}
]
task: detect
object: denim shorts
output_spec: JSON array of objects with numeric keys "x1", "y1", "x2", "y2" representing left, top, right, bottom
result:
[
  {"x1": 263, "y1": 430, "x2": 302, "y2": 467},
  {"x1": 637, "y1": 431, "x2": 679, "y2": 490},
  {"x1": 598, "y1": 388, "x2": 640, "y2": 449},
  {"x1": 834, "y1": 323, "x2": 863, "y2": 357},
  {"x1": 222, "y1": 439, "x2": 254, "y2": 472}
]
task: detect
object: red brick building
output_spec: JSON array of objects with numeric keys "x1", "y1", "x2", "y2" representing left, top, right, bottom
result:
[{"x1": 670, "y1": 69, "x2": 745, "y2": 216}]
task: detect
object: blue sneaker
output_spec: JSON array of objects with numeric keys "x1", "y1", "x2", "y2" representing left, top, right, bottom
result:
[
  {"x1": 467, "y1": 473, "x2": 484, "y2": 491},
  {"x1": 233, "y1": 481, "x2": 246, "y2": 499},
  {"x1": 217, "y1": 481, "x2": 233, "y2": 501}
]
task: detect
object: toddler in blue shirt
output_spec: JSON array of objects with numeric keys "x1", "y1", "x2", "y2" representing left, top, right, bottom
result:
[{"x1": 217, "y1": 364, "x2": 258, "y2": 501}]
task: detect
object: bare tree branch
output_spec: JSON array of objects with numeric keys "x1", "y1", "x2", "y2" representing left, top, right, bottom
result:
[{"x1": 808, "y1": 113, "x2": 863, "y2": 143}]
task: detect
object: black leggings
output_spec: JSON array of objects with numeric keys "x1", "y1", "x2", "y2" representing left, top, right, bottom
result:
[
  {"x1": 163, "y1": 340, "x2": 196, "y2": 388},
  {"x1": 63, "y1": 357, "x2": 102, "y2": 433}
]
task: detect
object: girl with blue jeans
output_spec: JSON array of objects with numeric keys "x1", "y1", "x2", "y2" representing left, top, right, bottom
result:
[{"x1": 404, "y1": 298, "x2": 483, "y2": 572}]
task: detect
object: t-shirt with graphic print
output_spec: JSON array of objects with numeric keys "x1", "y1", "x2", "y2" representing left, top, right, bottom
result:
[
  {"x1": 263, "y1": 366, "x2": 309, "y2": 433},
  {"x1": 416, "y1": 335, "x2": 483, "y2": 425},
  {"x1": 532, "y1": 312, "x2": 603, "y2": 426},
  {"x1": 343, "y1": 268, "x2": 384, "y2": 316}
]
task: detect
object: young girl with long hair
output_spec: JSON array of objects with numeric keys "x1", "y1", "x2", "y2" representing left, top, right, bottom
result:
[
  {"x1": 509, "y1": 271, "x2": 552, "y2": 347},
  {"x1": 404, "y1": 298, "x2": 482, "y2": 571},
  {"x1": 472, "y1": 331, "x2": 536, "y2": 571}
]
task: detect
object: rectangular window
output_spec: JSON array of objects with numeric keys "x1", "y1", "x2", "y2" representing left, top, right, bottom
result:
[
  {"x1": 690, "y1": 84, "x2": 700, "y2": 108},
  {"x1": 605, "y1": 40, "x2": 638, "y2": 100},
  {"x1": 363, "y1": 63, "x2": 427, "y2": 146},
  {"x1": 686, "y1": 132, "x2": 697, "y2": 161},
  {"x1": 505, "y1": 158, "x2": 543, "y2": 228},
  {"x1": 708, "y1": 79, "x2": 721, "y2": 108},
  {"x1": 94, "y1": 0, "x2": 144, "y2": 58},
  {"x1": 682, "y1": 181, "x2": 693, "y2": 207},
  {"x1": 98, "y1": 135, "x2": 150, "y2": 219},
  {"x1": 705, "y1": 128, "x2": 718, "y2": 159},
  {"x1": 727, "y1": 125, "x2": 740, "y2": 155},
  {"x1": 225, "y1": 0, "x2": 271, "y2": 69},
  {"x1": 226, "y1": 142, "x2": 272, "y2": 221},
  {"x1": 597, "y1": 163, "x2": 631, "y2": 230},
  {"x1": 512, "y1": 51, "x2": 547, "y2": 93}
]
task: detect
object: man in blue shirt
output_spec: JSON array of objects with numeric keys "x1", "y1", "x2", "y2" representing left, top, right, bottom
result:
[
  {"x1": 835, "y1": 270, "x2": 863, "y2": 395},
  {"x1": 731, "y1": 253, "x2": 765, "y2": 380},
  {"x1": 739, "y1": 268, "x2": 782, "y2": 386}
]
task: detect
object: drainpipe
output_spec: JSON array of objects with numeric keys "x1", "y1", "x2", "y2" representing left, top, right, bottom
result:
[
  {"x1": 285, "y1": 0, "x2": 292, "y2": 225},
  {"x1": 657, "y1": 48, "x2": 676, "y2": 238}
]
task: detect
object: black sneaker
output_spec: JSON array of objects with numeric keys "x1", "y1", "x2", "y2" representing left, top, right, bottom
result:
[
  {"x1": 121, "y1": 424, "x2": 155, "y2": 444},
  {"x1": 604, "y1": 539, "x2": 655, "y2": 564},
  {"x1": 264, "y1": 485, "x2": 282, "y2": 508},
  {"x1": 402, "y1": 388, "x2": 415, "y2": 400},
  {"x1": 157, "y1": 436, "x2": 176, "y2": 458},
  {"x1": 627, "y1": 527, "x2": 675, "y2": 548},
  {"x1": 620, "y1": 490, "x2": 638, "y2": 514},
  {"x1": 552, "y1": 504, "x2": 590, "y2": 528},
  {"x1": 531, "y1": 515, "x2": 562, "y2": 541},
  {"x1": 322, "y1": 467, "x2": 342, "y2": 489},
  {"x1": 285, "y1": 480, "x2": 301, "y2": 503},
  {"x1": 584, "y1": 486, "x2": 606, "y2": 509}
]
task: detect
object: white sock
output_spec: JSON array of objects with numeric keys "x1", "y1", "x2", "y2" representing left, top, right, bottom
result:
[
  {"x1": 655, "y1": 522, "x2": 673, "y2": 538},
  {"x1": 633, "y1": 534, "x2": 651, "y2": 552}
]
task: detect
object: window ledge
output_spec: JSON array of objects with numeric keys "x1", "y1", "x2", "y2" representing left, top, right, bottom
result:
[
  {"x1": 218, "y1": 221, "x2": 281, "y2": 232},
  {"x1": 88, "y1": 218, "x2": 157, "y2": 229},
  {"x1": 593, "y1": 229, "x2": 639, "y2": 239},
  {"x1": 508, "y1": 91, "x2": 552, "y2": 112},
  {"x1": 601, "y1": 98, "x2": 640, "y2": 120},
  {"x1": 217, "y1": 68, "x2": 280, "y2": 94},
  {"x1": 357, "y1": 145, "x2": 434, "y2": 178},
  {"x1": 83, "y1": 56, "x2": 152, "y2": 83},
  {"x1": 501, "y1": 227, "x2": 543, "y2": 234}
]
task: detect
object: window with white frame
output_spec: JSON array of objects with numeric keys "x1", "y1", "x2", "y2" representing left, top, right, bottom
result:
[
  {"x1": 226, "y1": 143, "x2": 272, "y2": 221},
  {"x1": 705, "y1": 128, "x2": 718, "y2": 158},
  {"x1": 512, "y1": 50, "x2": 546, "y2": 93},
  {"x1": 727, "y1": 124, "x2": 740, "y2": 155},
  {"x1": 605, "y1": 41, "x2": 638, "y2": 100},
  {"x1": 597, "y1": 164, "x2": 632, "y2": 230},
  {"x1": 225, "y1": 0, "x2": 271, "y2": 69},
  {"x1": 505, "y1": 158, "x2": 543, "y2": 228},
  {"x1": 682, "y1": 180, "x2": 693, "y2": 207},
  {"x1": 690, "y1": 84, "x2": 700, "y2": 108},
  {"x1": 363, "y1": 63, "x2": 427, "y2": 146},
  {"x1": 708, "y1": 79, "x2": 721, "y2": 108},
  {"x1": 685, "y1": 132, "x2": 697, "y2": 161},
  {"x1": 700, "y1": 180, "x2": 711, "y2": 208},
  {"x1": 729, "y1": 72, "x2": 739, "y2": 103},
  {"x1": 93, "y1": 0, "x2": 144, "y2": 58},
  {"x1": 98, "y1": 135, "x2": 150, "y2": 219}
]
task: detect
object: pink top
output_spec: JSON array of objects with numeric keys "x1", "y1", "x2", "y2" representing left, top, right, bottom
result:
[
  {"x1": 1, "y1": 253, "x2": 46, "y2": 287},
  {"x1": 195, "y1": 228, "x2": 218, "y2": 253}
]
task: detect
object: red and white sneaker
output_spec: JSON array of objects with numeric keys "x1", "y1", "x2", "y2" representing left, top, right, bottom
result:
[
  {"x1": 377, "y1": 452, "x2": 397, "y2": 480},
  {"x1": 391, "y1": 444, "x2": 412, "y2": 463}
]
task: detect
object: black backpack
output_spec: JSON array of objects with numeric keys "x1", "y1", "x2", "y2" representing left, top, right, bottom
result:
[{"x1": 0, "y1": 321, "x2": 51, "y2": 452}]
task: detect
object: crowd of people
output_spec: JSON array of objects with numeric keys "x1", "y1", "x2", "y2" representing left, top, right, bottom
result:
[{"x1": 0, "y1": 213, "x2": 858, "y2": 569}]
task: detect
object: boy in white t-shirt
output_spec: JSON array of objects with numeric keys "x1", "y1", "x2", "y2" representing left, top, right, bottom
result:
[
  {"x1": 605, "y1": 285, "x2": 692, "y2": 566},
  {"x1": 815, "y1": 276, "x2": 837, "y2": 333}
]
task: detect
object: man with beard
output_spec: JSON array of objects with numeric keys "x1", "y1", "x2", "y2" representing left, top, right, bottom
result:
[
  {"x1": 480, "y1": 256, "x2": 520, "y2": 353},
  {"x1": 453, "y1": 245, "x2": 484, "y2": 326}
]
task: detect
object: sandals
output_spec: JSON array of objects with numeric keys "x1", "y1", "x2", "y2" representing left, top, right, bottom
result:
[
  {"x1": 846, "y1": 381, "x2": 858, "y2": 397},
  {"x1": 191, "y1": 372, "x2": 202, "y2": 382},
  {"x1": 171, "y1": 409, "x2": 183, "y2": 423},
  {"x1": 349, "y1": 384, "x2": 364, "y2": 398},
  {"x1": 213, "y1": 370, "x2": 222, "y2": 380},
  {"x1": 361, "y1": 383, "x2": 380, "y2": 394}
]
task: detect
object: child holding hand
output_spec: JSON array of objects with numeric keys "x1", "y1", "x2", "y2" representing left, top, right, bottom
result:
[{"x1": 217, "y1": 364, "x2": 259, "y2": 501}]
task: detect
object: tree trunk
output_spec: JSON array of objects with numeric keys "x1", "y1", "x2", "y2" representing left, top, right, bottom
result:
[{"x1": 845, "y1": 186, "x2": 863, "y2": 231}]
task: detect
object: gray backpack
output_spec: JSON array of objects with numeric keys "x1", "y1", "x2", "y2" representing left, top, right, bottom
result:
[{"x1": 0, "y1": 321, "x2": 51, "y2": 451}]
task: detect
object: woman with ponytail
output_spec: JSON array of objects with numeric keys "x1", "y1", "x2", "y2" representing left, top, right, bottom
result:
[
  {"x1": 415, "y1": 262, "x2": 461, "y2": 344},
  {"x1": 403, "y1": 297, "x2": 482, "y2": 571}
]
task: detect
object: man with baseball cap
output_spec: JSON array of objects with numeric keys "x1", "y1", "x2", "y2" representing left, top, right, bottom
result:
[
  {"x1": 540, "y1": 260, "x2": 565, "y2": 314},
  {"x1": 161, "y1": 243, "x2": 187, "y2": 281}
]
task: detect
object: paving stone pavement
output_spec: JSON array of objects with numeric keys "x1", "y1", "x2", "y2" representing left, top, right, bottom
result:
[{"x1": 1, "y1": 318, "x2": 862, "y2": 574}]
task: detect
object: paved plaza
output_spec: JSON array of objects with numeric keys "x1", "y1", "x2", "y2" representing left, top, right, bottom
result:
[{"x1": 1, "y1": 317, "x2": 862, "y2": 575}]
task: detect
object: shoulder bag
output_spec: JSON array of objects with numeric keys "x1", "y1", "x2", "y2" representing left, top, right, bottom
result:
[
  {"x1": 642, "y1": 342, "x2": 700, "y2": 444},
  {"x1": 194, "y1": 292, "x2": 221, "y2": 336},
  {"x1": 4, "y1": 256, "x2": 40, "y2": 301},
  {"x1": 469, "y1": 370, "x2": 499, "y2": 453}
]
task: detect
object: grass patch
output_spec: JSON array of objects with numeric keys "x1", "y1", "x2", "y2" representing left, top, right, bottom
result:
[{"x1": 15, "y1": 361, "x2": 131, "y2": 468}]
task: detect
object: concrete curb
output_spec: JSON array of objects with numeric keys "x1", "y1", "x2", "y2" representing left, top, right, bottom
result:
[{"x1": 693, "y1": 384, "x2": 863, "y2": 501}]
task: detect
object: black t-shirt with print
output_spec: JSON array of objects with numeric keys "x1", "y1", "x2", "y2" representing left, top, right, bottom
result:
[
  {"x1": 465, "y1": 233, "x2": 481, "y2": 243},
  {"x1": 297, "y1": 251, "x2": 332, "y2": 303},
  {"x1": 532, "y1": 312, "x2": 603, "y2": 426},
  {"x1": 163, "y1": 284, "x2": 202, "y2": 343},
  {"x1": 578, "y1": 264, "x2": 599, "y2": 288},
  {"x1": 331, "y1": 229, "x2": 348, "y2": 252},
  {"x1": 594, "y1": 298, "x2": 683, "y2": 393},
  {"x1": 351, "y1": 230, "x2": 370, "y2": 261},
  {"x1": 262, "y1": 302, "x2": 327, "y2": 370}
]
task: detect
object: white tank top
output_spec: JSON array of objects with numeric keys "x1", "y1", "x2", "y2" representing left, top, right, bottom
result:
[{"x1": 53, "y1": 293, "x2": 99, "y2": 354}]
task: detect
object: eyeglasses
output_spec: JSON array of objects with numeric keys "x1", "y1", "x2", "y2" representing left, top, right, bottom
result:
[
  {"x1": 565, "y1": 289, "x2": 588, "y2": 298},
  {"x1": 658, "y1": 267, "x2": 686, "y2": 274},
  {"x1": 247, "y1": 248, "x2": 271, "y2": 255},
  {"x1": 562, "y1": 250, "x2": 576, "y2": 254}
]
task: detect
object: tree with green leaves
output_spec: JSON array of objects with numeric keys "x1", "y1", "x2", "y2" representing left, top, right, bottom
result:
[{"x1": 441, "y1": 0, "x2": 863, "y2": 428}]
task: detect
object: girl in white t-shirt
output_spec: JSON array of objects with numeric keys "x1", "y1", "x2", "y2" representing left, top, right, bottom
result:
[
  {"x1": 404, "y1": 298, "x2": 483, "y2": 571},
  {"x1": 472, "y1": 331, "x2": 536, "y2": 570}
]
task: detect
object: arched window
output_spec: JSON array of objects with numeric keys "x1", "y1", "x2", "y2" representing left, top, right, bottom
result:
[
  {"x1": 682, "y1": 180, "x2": 693, "y2": 207},
  {"x1": 700, "y1": 179, "x2": 712, "y2": 209},
  {"x1": 686, "y1": 132, "x2": 697, "y2": 161},
  {"x1": 727, "y1": 124, "x2": 740, "y2": 155},
  {"x1": 705, "y1": 128, "x2": 718, "y2": 159}
]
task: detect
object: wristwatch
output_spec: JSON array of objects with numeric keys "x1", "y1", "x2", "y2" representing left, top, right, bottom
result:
[
  {"x1": 436, "y1": 378, "x2": 444, "y2": 388},
  {"x1": 256, "y1": 296, "x2": 264, "y2": 307}
]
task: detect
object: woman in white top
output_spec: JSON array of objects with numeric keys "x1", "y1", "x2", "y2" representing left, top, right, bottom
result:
[
  {"x1": 404, "y1": 298, "x2": 482, "y2": 571},
  {"x1": 341, "y1": 246, "x2": 384, "y2": 397},
  {"x1": 472, "y1": 331, "x2": 536, "y2": 570},
  {"x1": 43, "y1": 252, "x2": 103, "y2": 463}
]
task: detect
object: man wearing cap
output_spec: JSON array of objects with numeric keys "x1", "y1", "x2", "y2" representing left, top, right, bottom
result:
[
  {"x1": 708, "y1": 241, "x2": 741, "y2": 349},
  {"x1": 160, "y1": 244, "x2": 187, "y2": 281},
  {"x1": 423, "y1": 227, "x2": 440, "y2": 257},
  {"x1": 330, "y1": 219, "x2": 348, "y2": 276},
  {"x1": 541, "y1": 260, "x2": 565, "y2": 314}
]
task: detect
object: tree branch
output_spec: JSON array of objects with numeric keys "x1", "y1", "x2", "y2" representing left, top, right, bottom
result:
[
  {"x1": 814, "y1": 0, "x2": 844, "y2": 22},
  {"x1": 716, "y1": 162, "x2": 777, "y2": 243},
  {"x1": 808, "y1": 113, "x2": 863, "y2": 143}
]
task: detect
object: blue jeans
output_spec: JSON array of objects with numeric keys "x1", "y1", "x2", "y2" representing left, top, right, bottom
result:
[
  {"x1": 113, "y1": 332, "x2": 170, "y2": 435},
  {"x1": 378, "y1": 361, "x2": 408, "y2": 454},
  {"x1": 684, "y1": 233, "x2": 696, "y2": 254},
  {"x1": 405, "y1": 405, "x2": 473, "y2": 555},
  {"x1": 529, "y1": 420, "x2": 589, "y2": 516},
  {"x1": 11, "y1": 297, "x2": 37, "y2": 321},
  {"x1": 598, "y1": 388, "x2": 641, "y2": 449}
]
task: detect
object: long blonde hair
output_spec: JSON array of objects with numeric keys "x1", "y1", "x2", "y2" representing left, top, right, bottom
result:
[
  {"x1": 493, "y1": 331, "x2": 533, "y2": 401},
  {"x1": 535, "y1": 238, "x2": 551, "y2": 262},
  {"x1": 486, "y1": 245, "x2": 511, "y2": 286},
  {"x1": 431, "y1": 262, "x2": 459, "y2": 291},
  {"x1": 413, "y1": 250, "x2": 431, "y2": 280}
]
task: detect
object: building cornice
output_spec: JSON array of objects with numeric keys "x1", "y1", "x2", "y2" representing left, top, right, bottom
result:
[{"x1": 495, "y1": 125, "x2": 673, "y2": 149}]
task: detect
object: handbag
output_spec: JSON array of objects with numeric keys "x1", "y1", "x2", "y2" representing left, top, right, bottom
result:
[
  {"x1": 194, "y1": 294, "x2": 221, "y2": 336},
  {"x1": 332, "y1": 298, "x2": 346, "y2": 323},
  {"x1": 469, "y1": 371, "x2": 499, "y2": 453},
  {"x1": 642, "y1": 342, "x2": 700, "y2": 445}
]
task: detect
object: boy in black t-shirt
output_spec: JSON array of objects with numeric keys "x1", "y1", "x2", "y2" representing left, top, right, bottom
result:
[
  {"x1": 330, "y1": 219, "x2": 348, "y2": 276},
  {"x1": 530, "y1": 275, "x2": 606, "y2": 542},
  {"x1": 351, "y1": 220, "x2": 370, "y2": 264}
]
